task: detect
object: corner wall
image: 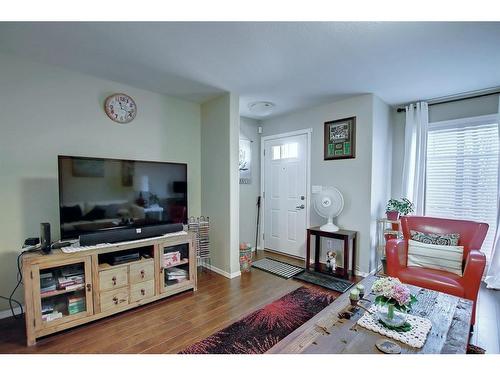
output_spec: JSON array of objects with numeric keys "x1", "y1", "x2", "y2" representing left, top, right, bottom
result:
[
  {"x1": 201, "y1": 93, "x2": 240, "y2": 277},
  {"x1": 370, "y1": 96, "x2": 393, "y2": 270}
]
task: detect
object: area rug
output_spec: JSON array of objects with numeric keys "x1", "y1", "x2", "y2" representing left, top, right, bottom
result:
[
  {"x1": 293, "y1": 269, "x2": 354, "y2": 293},
  {"x1": 179, "y1": 286, "x2": 336, "y2": 354},
  {"x1": 251, "y1": 257, "x2": 304, "y2": 279}
]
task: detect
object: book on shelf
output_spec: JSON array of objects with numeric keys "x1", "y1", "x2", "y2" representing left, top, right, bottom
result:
[
  {"x1": 167, "y1": 275, "x2": 188, "y2": 281},
  {"x1": 40, "y1": 272, "x2": 54, "y2": 279},
  {"x1": 40, "y1": 272, "x2": 57, "y2": 292},
  {"x1": 57, "y1": 275, "x2": 84, "y2": 289},
  {"x1": 41, "y1": 285, "x2": 57, "y2": 294},
  {"x1": 42, "y1": 311, "x2": 63, "y2": 322},
  {"x1": 166, "y1": 267, "x2": 188, "y2": 275},
  {"x1": 68, "y1": 295, "x2": 86, "y2": 314},
  {"x1": 41, "y1": 301, "x2": 55, "y2": 314}
]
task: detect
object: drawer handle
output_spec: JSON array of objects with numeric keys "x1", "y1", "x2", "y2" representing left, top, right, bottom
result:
[
  {"x1": 86, "y1": 283, "x2": 92, "y2": 292},
  {"x1": 112, "y1": 276, "x2": 117, "y2": 285},
  {"x1": 141, "y1": 289, "x2": 145, "y2": 296},
  {"x1": 140, "y1": 270, "x2": 145, "y2": 279},
  {"x1": 113, "y1": 296, "x2": 118, "y2": 304}
]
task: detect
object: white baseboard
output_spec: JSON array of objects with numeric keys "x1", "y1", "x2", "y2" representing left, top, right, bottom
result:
[
  {"x1": 203, "y1": 264, "x2": 241, "y2": 279},
  {"x1": 0, "y1": 305, "x2": 23, "y2": 320}
]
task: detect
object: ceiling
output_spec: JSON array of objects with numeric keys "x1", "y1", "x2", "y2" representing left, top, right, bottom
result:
[{"x1": 1, "y1": 22, "x2": 499, "y2": 119}]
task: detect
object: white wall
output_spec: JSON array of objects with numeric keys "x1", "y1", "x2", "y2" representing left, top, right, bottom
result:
[
  {"x1": 239, "y1": 117, "x2": 261, "y2": 247},
  {"x1": 261, "y1": 94, "x2": 384, "y2": 274},
  {"x1": 391, "y1": 94, "x2": 500, "y2": 198},
  {"x1": 370, "y1": 96, "x2": 393, "y2": 270},
  {"x1": 201, "y1": 93, "x2": 240, "y2": 277},
  {"x1": 0, "y1": 52, "x2": 202, "y2": 310}
]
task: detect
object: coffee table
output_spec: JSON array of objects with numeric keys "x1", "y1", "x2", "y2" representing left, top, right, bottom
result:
[{"x1": 268, "y1": 275, "x2": 473, "y2": 354}]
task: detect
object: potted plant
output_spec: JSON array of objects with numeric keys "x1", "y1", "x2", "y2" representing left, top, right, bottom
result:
[
  {"x1": 372, "y1": 277, "x2": 417, "y2": 330},
  {"x1": 386, "y1": 198, "x2": 414, "y2": 221}
]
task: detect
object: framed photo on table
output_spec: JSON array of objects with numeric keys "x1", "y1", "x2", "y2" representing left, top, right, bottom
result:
[{"x1": 324, "y1": 116, "x2": 356, "y2": 160}]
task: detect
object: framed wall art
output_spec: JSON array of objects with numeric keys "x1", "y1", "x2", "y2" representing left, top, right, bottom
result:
[
  {"x1": 239, "y1": 138, "x2": 252, "y2": 184},
  {"x1": 324, "y1": 116, "x2": 356, "y2": 160}
]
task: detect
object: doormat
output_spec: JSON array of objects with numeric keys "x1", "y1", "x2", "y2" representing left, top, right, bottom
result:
[
  {"x1": 179, "y1": 286, "x2": 336, "y2": 354},
  {"x1": 293, "y1": 269, "x2": 354, "y2": 293},
  {"x1": 251, "y1": 257, "x2": 304, "y2": 279}
]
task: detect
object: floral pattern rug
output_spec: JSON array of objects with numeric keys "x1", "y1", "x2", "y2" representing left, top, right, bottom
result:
[{"x1": 179, "y1": 286, "x2": 336, "y2": 354}]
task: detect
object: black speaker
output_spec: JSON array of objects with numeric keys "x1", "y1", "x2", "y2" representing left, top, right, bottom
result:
[
  {"x1": 40, "y1": 223, "x2": 51, "y2": 254},
  {"x1": 79, "y1": 223, "x2": 183, "y2": 246}
]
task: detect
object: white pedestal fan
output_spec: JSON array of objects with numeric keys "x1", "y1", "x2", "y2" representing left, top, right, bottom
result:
[{"x1": 313, "y1": 186, "x2": 344, "y2": 232}]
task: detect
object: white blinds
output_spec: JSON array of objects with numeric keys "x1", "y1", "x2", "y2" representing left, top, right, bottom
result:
[{"x1": 425, "y1": 116, "x2": 499, "y2": 258}]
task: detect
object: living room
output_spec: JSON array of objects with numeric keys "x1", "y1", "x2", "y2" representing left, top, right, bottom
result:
[{"x1": 1, "y1": 1, "x2": 499, "y2": 372}]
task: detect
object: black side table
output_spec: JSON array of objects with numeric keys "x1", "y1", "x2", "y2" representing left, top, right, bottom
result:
[{"x1": 305, "y1": 226, "x2": 357, "y2": 280}]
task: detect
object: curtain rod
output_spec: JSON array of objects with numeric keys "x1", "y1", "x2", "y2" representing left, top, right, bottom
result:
[{"x1": 396, "y1": 89, "x2": 500, "y2": 113}]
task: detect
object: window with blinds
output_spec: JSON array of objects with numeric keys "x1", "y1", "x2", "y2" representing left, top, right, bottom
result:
[{"x1": 425, "y1": 115, "x2": 499, "y2": 259}]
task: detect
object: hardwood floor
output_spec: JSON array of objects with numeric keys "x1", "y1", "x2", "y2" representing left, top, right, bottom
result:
[
  {"x1": 0, "y1": 250, "x2": 343, "y2": 354},
  {"x1": 0, "y1": 250, "x2": 498, "y2": 353},
  {"x1": 470, "y1": 284, "x2": 500, "y2": 353}
]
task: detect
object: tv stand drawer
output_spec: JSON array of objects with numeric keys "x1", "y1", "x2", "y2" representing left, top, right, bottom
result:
[
  {"x1": 129, "y1": 259, "x2": 154, "y2": 284},
  {"x1": 99, "y1": 266, "x2": 128, "y2": 291},
  {"x1": 130, "y1": 280, "x2": 155, "y2": 302},
  {"x1": 100, "y1": 287, "x2": 129, "y2": 312}
]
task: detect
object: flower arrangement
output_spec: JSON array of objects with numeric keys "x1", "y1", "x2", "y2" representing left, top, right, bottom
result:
[{"x1": 372, "y1": 277, "x2": 416, "y2": 313}]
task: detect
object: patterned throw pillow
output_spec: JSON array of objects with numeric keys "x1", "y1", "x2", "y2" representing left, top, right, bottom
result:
[{"x1": 410, "y1": 230, "x2": 460, "y2": 246}]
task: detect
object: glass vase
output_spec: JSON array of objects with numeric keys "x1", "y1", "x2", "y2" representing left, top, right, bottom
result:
[{"x1": 376, "y1": 303, "x2": 407, "y2": 328}]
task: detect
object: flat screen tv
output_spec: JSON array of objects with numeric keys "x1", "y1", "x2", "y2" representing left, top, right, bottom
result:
[{"x1": 58, "y1": 156, "x2": 188, "y2": 240}]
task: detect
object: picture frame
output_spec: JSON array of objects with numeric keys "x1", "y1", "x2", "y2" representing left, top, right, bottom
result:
[
  {"x1": 324, "y1": 116, "x2": 356, "y2": 160},
  {"x1": 239, "y1": 138, "x2": 252, "y2": 184}
]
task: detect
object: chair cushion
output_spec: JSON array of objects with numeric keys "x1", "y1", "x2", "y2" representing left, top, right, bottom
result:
[
  {"x1": 407, "y1": 240, "x2": 464, "y2": 276},
  {"x1": 397, "y1": 266, "x2": 465, "y2": 297}
]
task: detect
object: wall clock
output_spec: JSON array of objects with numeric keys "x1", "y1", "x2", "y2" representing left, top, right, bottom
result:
[{"x1": 104, "y1": 93, "x2": 137, "y2": 124}]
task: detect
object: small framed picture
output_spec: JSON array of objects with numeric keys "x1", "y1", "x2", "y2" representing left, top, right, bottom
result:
[{"x1": 324, "y1": 116, "x2": 356, "y2": 160}]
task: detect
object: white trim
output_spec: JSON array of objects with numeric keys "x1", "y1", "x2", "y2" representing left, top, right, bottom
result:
[
  {"x1": 260, "y1": 128, "x2": 313, "y2": 254},
  {"x1": 0, "y1": 305, "x2": 23, "y2": 320},
  {"x1": 261, "y1": 128, "x2": 313, "y2": 142},
  {"x1": 203, "y1": 264, "x2": 241, "y2": 279},
  {"x1": 429, "y1": 113, "x2": 498, "y2": 130}
]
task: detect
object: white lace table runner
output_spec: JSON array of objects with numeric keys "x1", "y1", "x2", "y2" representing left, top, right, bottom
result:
[{"x1": 357, "y1": 306, "x2": 432, "y2": 349}]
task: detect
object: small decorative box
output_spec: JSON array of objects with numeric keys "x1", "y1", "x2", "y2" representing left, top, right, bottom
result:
[{"x1": 163, "y1": 251, "x2": 181, "y2": 267}]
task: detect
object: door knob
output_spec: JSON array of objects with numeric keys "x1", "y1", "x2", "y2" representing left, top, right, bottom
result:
[{"x1": 296, "y1": 204, "x2": 305, "y2": 210}]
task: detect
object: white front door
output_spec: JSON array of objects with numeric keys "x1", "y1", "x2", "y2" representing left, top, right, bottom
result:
[{"x1": 263, "y1": 133, "x2": 308, "y2": 258}]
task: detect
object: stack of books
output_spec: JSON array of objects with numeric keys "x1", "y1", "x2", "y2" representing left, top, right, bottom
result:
[
  {"x1": 40, "y1": 272, "x2": 57, "y2": 294},
  {"x1": 67, "y1": 296, "x2": 86, "y2": 315},
  {"x1": 165, "y1": 267, "x2": 188, "y2": 285},
  {"x1": 57, "y1": 265, "x2": 85, "y2": 290},
  {"x1": 57, "y1": 275, "x2": 85, "y2": 290}
]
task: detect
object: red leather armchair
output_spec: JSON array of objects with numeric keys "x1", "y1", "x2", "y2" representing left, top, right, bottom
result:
[{"x1": 386, "y1": 216, "x2": 489, "y2": 325}]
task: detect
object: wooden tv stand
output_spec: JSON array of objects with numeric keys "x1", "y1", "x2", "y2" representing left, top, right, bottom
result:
[{"x1": 22, "y1": 233, "x2": 196, "y2": 346}]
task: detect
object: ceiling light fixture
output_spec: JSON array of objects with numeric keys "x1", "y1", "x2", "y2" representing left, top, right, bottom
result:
[{"x1": 248, "y1": 101, "x2": 275, "y2": 117}]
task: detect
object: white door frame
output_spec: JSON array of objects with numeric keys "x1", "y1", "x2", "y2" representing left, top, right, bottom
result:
[{"x1": 260, "y1": 128, "x2": 312, "y2": 254}]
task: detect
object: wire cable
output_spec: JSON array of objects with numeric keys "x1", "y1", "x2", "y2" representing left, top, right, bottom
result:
[{"x1": 0, "y1": 245, "x2": 40, "y2": 319}]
